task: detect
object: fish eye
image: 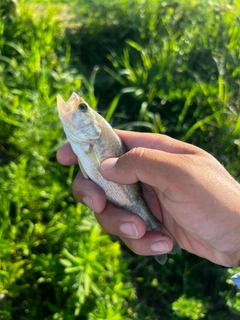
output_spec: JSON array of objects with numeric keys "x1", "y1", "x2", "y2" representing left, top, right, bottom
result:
[{"x1": 78, "y1": 103, "x2": 88, "y2": 112}]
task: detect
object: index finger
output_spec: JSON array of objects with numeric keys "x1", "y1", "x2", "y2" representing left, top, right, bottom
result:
[
  {"x1": 57, "y1": 142, "x2": 78, "y2": 165},
  {"x1": 115, "y1": 130, "x2": 202, "y2": 155}
]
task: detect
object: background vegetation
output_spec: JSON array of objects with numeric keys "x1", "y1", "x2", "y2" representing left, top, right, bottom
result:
[{"x1": 0, "y1": 0, "x2": 240, "y2": 319}]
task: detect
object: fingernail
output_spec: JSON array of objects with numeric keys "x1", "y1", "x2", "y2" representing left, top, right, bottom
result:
[
  {"x1": 120, "y1": 222, "x2": 139, "y2": 238},
  {"x1": 151, "y1": 241, "x2": 169, "y2": 252},
  {"x1": 82, "y1": 196, "x2": 94, "y2": 210},
  {"x1": 100, "y1": 158, "x2": 118, "y2": 171}
]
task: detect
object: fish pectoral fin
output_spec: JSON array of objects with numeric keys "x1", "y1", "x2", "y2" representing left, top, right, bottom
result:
[
  {"x1": 86, "y1": 146, "x2": 101, "y2": 168},
  {"x1": 78, "y1": 146, "x2": 100, "y2": 180},
  {"x1": 78, "y1": 159, "x2": 89, "y2": 179}
]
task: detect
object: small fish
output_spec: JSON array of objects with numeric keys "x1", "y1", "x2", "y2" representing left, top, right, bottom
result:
[{"x1": 57, "y1": 92, "x2": 181, "y2": 264}]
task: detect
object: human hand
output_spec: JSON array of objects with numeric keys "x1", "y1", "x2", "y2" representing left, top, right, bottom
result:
[{"x1": 57, "y1": 130, "x2": 240, "y2": 267}]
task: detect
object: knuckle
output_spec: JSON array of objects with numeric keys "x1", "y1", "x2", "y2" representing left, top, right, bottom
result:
[
  {"x1": 121, "y1": 237, "x2": 145, "y2": 255},
  {"x1": 116, "y1": 147, "x2": 146, "y2": 173},
  {"x1": 130, "y1": 243, "x2": 142, "y2": 255},
  {"x1": 72, "y1": 174, "x2": 81, "y2": 193},
  {"x1": 71, "y1": 171, "x2": 89, "y2": 198},
  {"x1": 127, "y1": 147, "x2": 146, "y2": 163}
]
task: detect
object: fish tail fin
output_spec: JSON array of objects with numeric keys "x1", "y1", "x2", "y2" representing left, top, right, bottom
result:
[
  {"x1": 157, "y1": 223, "x2": 181, "y2": 254},
  {"x1": 154, "y1": 254, "x2": 167, "y2": 265},
  {"x1": 152, "y1": 224, "x2": 181, "y2": 264},
  {"x1": 153, "y1": 239, "x2": 181, "y2": 265}
]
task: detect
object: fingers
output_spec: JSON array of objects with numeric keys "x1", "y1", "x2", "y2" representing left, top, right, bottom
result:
[
  {"x1": 94, "y1": 204, "x2": 173, "y2": 255},
  {"x1": 100, "y1": 147, "x2": 192, "y2": 192},
  {"x1": 56, "y1": 142, "x2": 78, "y2": 165},
  {"x1": 71, "y1": 170, "x2": 173, "y2": 255},
  {"x1": 72, "y1": 171, "x2": 107, "y2": 213},
  {"x1": 121, "y1": 232, "x2": 173, "y2": 256},
  {"x1": 94, "y1": 203, "x2": 146, "y2": 238},
  {"x1": 115, "y1": 130, "x2": 202, "y2": 155},
  {"x1": 72, "y1": 171, "x2": 173, "y2": 255},
  {"x1": 56, "y1": 131, "x2": 200, "y2": 167},
  {"x1": 57, "y1": 132, "x2": 176, "y2": 257}
]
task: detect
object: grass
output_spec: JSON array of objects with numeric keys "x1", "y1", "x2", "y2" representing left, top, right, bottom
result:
[{"x1": 1, "y1": 0, "x2": 240, "y2": 319}]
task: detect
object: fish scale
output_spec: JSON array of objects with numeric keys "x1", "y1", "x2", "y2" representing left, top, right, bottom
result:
[{"x1": 57, "y1": 92, "x2": 181, "y2": 264}]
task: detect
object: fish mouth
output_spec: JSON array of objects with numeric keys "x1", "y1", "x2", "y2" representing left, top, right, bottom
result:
[
  {"x1": 57, "y1": 92, "x2": 79, "y2": 121},
  {"x1": 56, "y1": 94, "x2": 66, "y2": 113}
]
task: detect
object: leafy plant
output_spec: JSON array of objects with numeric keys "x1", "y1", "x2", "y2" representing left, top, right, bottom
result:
[
  {"x1": 1, "y1": 0, "x2": 240, "y2": 319},
  {"x1": 172, "y1": 294, "x2": 207, "y2": 320},
  {"x1": 0, "y1": 1, "x2": 135, "y2": 319}
]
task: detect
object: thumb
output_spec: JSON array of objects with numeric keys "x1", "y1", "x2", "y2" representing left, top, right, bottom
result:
[{"x1": 100, "y1": 147, "x2": 186, "y2": 190}]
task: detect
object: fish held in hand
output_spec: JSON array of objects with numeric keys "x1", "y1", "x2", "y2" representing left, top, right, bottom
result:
[{"x1": 57, "y1": 92, "x2": 181, "y2": 264}]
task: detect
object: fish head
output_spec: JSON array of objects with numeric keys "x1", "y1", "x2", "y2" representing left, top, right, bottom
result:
[{"x1": 57, "y1": 92, "x2": 101, "y2": 144}]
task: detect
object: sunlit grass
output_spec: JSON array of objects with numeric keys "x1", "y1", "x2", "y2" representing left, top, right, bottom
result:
[{"x1": 1, "y1": 0, "x2": 240, "y2": 319}]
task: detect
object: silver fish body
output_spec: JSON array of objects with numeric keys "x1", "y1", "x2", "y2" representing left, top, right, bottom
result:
[{"x1": 57, "y1": 92, "x2": 180, "y2": 264}]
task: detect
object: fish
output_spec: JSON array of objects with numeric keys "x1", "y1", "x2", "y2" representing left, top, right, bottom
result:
[{"x1": 57, "y1": 92, "x2": 181, "y2": 264}]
